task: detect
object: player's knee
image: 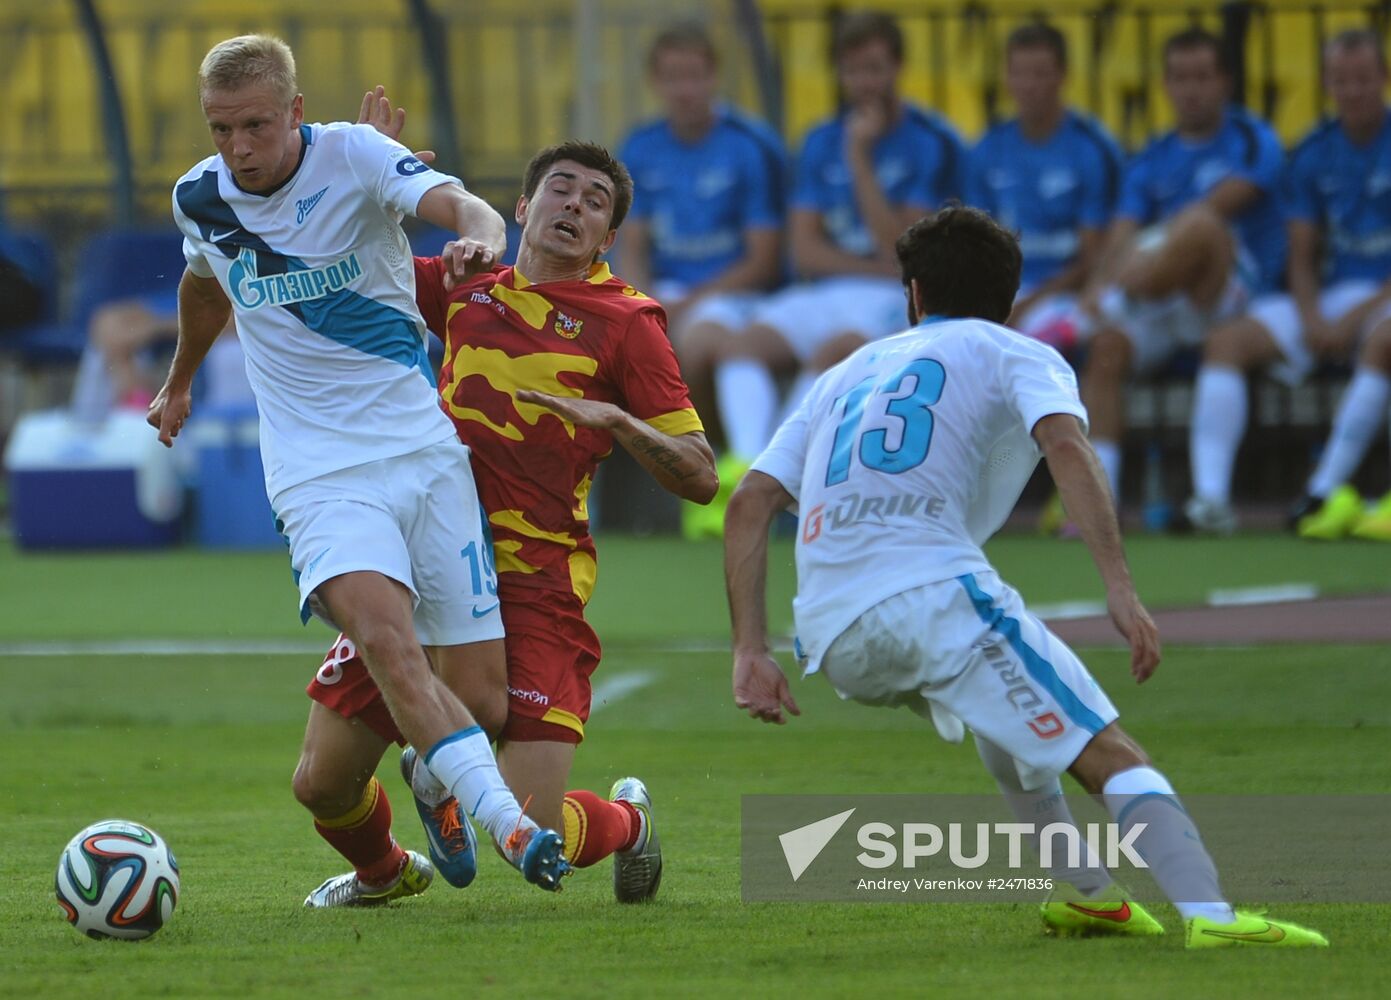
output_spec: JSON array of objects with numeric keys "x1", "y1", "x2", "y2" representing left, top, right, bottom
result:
[
  {"x1": 1068, "y1": 725, "x2": 1150, "y2": 795},
  {"x1": 675, "y1": 323, "x2": 726, "y2": 370},
  {"x1": 473, "y1": 689, "x2": 509, "y2": 741},
  {"x1": 808, "y1": 332, "x2": 866, "y2": 372},
  {"x1": 1170, "y1": 203, "x2": 1226, "y2": 248},
  {"x1": 291, "y1": 757, "x2": 357, "y2": 817},
  {"x1": 349, "y1": 623, "x2": 422, "y2": 689}
]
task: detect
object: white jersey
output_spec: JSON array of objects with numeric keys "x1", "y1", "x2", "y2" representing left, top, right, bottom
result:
[
  {"x1": 172, "y1": 122, "x2": 460, "y2": 501},
  {"x1": 752, "y1": 316, "x2": 1088, "y2": 673}
]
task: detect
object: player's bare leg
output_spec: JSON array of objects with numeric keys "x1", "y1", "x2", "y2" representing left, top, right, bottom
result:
[
  {"x1": 316, "y1": 571, "x2": 569, "y2": 890},
  {"x1": 1068, "y1": 723, "x2": 1327, "y2": 947},
  {"x1": 294, "y1": 703, "x2": 433, "y2": 907},
  {"x1": 1115, "y1": 204, "x2": 1234, "y2": 309},
  {"x1": 499, "y1": 739, "x2": 659, "y2": 902}
]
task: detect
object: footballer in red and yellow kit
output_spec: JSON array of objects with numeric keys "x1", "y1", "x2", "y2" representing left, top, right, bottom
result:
[{"x1": 308, "y1": 256, "x2": 702, "y2": 745}]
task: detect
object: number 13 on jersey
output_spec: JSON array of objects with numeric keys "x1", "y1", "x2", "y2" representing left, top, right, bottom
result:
[{"x1": 825, "y1": 358, "x2": 946, "y2": 486}]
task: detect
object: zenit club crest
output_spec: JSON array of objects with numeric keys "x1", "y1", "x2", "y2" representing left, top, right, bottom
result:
[{"x1": 554, "y1": 312, "x2": 584, "y2": 339}]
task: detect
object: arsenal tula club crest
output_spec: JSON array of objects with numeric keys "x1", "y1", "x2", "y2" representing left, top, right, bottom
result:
[{"x1": 554, "y1": 312, "x2": 584, "y2": 339}]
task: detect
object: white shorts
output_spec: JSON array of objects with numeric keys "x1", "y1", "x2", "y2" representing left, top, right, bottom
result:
[
  {"x1": 815, "y1": 570, "x2": 1118, "y2": 790},
  {"x1": 1099, "y1": 279, "x2": 1249, "y2": 374},
  {"x1": 651, "y1": 281, "x2": 762, "y2": 332},
  {"x1": 1097, "y1": 223, "x2": 1254, "y2": 374},
  {"x1": 271, "y1": 439, "x2": 504, "y2": 646},
  {"x1": 750, "y1": 276, "x2": 909, "y2": 362},
  {"x1": 1014, "y1": 292, "x2": 1086, "y2": 350},
  {"x1": 1250, "y1": 280, "x2": 1391, "y2": 386}
]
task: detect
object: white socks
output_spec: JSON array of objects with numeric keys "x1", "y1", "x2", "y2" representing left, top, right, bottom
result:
[
  {"x1": 1102, "y1": 766, "x2": 1233, "y2": 923},
  {"x1": 1092, "y1": 439, "x2": 1122, "y2": 502},
  {"x1": 976, "y1": 737, "x2": 1112, "y2": 895},
  {"x1": 1308, "y1": 367, "x2": 1391, "y2": 498},
  {"x1": 407, "y1": 749, "x2": 449, "y2": 807},
  {"x1": 424, "y1": 726, "x2": 534, "y2": 846},
  {"x1": 1190, "y1": 365, "x2": 1247, "y2": 504},
  {"x1": 715, "y1": 358, "x2": 778, "y2": 460}
]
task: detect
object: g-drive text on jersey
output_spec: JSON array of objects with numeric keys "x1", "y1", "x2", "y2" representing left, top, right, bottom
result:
[
  {"x1": 802, "y1": 491, "x2": 947, "y2": 543},
  {"x1": 229, "y1": 247, "x2": 364, "y2": 311}
]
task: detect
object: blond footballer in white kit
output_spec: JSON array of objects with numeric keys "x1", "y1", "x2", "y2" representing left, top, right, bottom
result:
[
  {"x1": 724, "y1": 205, "x2": 1328, "y2": 948},
  {"x1": 149, "y1": 35, "x2": 570, "y2": 903}
]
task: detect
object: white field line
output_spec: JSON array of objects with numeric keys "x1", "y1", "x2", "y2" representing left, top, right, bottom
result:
[
  {"x1": 589, "y1": 670, "x2": 656, "y2": 713},
  {"x1": 0, "y1": 638, "x2": 747, "y2": 657},
  {"x1": 1032, "y1": 600, "x2": 1108, "y2": 621},
  {"x1": 0, "y1": 579, "x2": 1326, "y2": 660},
  {"x1": 0, "y1": 639, "x2": 328, "y2": 657},
  {"x1": 1206, "y1": 583, "x2": 1319, "y2": 607}
]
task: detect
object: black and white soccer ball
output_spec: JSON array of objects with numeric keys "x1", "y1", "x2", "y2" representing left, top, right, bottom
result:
[{"x1": 55, "y1": 819, "x2": 180, "y2": 940}]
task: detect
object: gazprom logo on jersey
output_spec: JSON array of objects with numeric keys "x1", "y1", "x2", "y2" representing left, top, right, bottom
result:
[
  {"x1": 395, "y1": 155, "x2": 431, "y2": 177},
  {"x1": 228, "y1": 247, "x2": 363, "y2": 311}
]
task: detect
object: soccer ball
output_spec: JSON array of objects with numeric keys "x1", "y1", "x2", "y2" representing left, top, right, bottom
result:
[{"x1": 55, "y1": 819, "x2": 180, "y2": 940}]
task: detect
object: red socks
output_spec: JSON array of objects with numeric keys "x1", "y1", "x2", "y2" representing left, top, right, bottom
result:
[
  {"x1": 560, "y1": 790, "x2": 640, "y2": 868},
  {"x1": 313, "y1": 777, "x2": 405, "y2": 886}
]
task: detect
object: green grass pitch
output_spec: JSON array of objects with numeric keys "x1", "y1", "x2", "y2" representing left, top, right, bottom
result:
[{"x1": 1, "y1": 534, "x2": 1387, "y2": 997}]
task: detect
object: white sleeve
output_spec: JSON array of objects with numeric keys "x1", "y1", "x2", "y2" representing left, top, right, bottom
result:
[
  {"x1": 341, "y1": 123, "x2": 463, "y2": 216},
  {"x1": 999, "y1": 338, "x2": 1089, "y2": 437},
  {"x1": 171, "y1": 188, "x2": 214, "y2": 278},
  {"x1": 750, "y1": 390, "x2": 814, "y2": 504}
]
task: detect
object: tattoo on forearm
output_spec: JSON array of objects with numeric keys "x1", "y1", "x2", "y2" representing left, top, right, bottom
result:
[{"x1": 629, "y1": 434, "x2": 695, "y2": 481}]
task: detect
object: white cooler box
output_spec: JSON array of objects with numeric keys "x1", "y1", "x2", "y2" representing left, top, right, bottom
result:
[
  {"x1": 4, "y1": 410, "x2": 183, "y2": 550},
  {"x1": 187, "y1": 407, "x2": 280, "y2": 549}
]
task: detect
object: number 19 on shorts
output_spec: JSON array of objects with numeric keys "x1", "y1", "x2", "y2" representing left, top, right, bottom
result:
[{"x1": 461, "y1": 540, "x2": 498, "y2": 598}]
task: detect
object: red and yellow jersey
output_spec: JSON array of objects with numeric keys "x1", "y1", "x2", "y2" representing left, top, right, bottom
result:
[{"x1": 414, "y1": 258, "x2": 702, "y2": 605}]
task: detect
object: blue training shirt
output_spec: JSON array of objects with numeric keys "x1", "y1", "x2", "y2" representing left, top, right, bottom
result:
[
  {"x1": 1285, "y1": 110, "x2": 1391, "y2": 284},
  {"x1": 793, "y1": 103, "x2": 964, "y2": 258},
  {"x1": 966, "y1": 110, "x2": 1122, "y2": 290},
  {"x1": 1117, "y1": 106, "x2": 1286, "y2": 292},
  {"x1": 620, "y1": 104, "x2": 787, "y2": 287}
]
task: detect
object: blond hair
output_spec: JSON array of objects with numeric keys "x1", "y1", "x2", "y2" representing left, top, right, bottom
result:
[{"x1": 198, "y1": 34, "x2": 298, "y2": 107}]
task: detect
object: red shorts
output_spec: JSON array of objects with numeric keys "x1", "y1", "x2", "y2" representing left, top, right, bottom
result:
[{"x1": 306, "y1": 586, "x2": 601, "y2": 745}]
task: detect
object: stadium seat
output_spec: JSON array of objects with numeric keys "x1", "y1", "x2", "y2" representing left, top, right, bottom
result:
[
  {"x1": 0, "y1": 230, "x2": 60, "y2": 348},
  {"x1": 7, "y1": 228, "x2": 186, "y2": 365}
]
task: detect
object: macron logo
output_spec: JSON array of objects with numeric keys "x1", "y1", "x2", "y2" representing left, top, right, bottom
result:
[
  {"x1": 779, "y1": 808, "x2": 855, "y2": 882},
  {"x1": 296, "y1": 185, "x2": 330, "y2": 224}
]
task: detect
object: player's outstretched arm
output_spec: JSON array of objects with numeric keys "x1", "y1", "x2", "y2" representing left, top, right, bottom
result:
[
  {"x1": 148, "y1": 269, "x2": 231, "y2": 448},
  {"x1": 515, "y1": 390, "x2": 718, "y2": 503},
  {"x1": 417, "y1": 188, "x2": 507, "y2": 279},
  {"x1": 724, "y1": 470, "x2": 801, "y2": 725},
  {"x1": 1034, "y1": 413, "x2": 1161, "y2": 683}
]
